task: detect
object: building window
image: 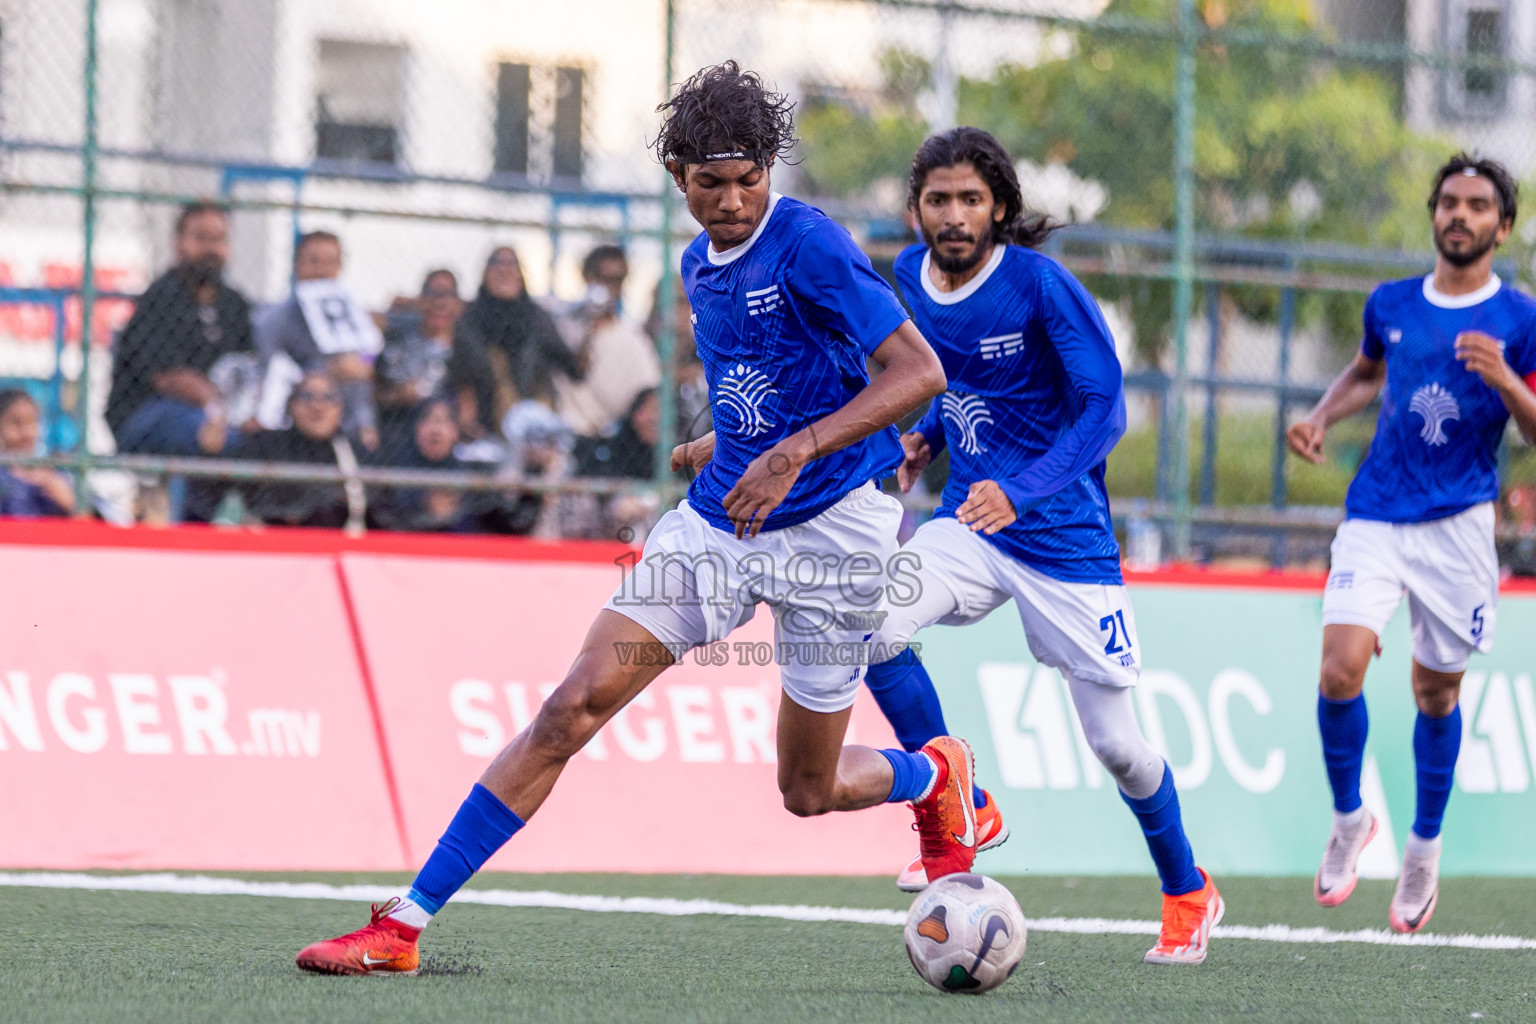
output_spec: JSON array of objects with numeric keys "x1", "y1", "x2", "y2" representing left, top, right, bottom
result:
[
  {"x1": 315, "y1": 40, "x2": 406, "y2": 166},
  {"x1": 492, "y1": 62, "x2": 585, "y2": 185},
  {"x1": 1443, "y1": 0, "x2": 1508, "y2": 117},
  {"x1": 552, "y1": 66, "x2": 584, "y2": 182},
  {"x1": 1463, "y1": 9, "x2": 1503, "y2": 97},
  {"x1": 494, "y1": 63, "x2": 531, "y2": 175}
]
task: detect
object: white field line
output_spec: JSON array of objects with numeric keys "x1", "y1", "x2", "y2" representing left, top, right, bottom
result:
[{"x1": 1, "y1": 872, "x2": 1534, "y2": 952}]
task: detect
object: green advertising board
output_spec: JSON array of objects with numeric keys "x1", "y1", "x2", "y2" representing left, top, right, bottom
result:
[{"x1": 921, "y1": 582, "x2": 1536, "y2": 878}]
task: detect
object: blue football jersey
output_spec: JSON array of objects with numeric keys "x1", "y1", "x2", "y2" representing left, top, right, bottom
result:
[
  {"x1": 682, "y1": 194, "x2": 910, "y2": 532},
  {"x1": 1346, "y1": 275, "x2": 1536, "y2": 523},
  {"x1": 895, "y1": 243, "x2": 1127, "y2": 584}
]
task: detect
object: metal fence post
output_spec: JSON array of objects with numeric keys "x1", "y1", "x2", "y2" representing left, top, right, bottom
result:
[
  {"x1": 652, "y1": 0, "x2": 679, "y2": 508},
  {"x1": 76, "y1": 0, "x2": 101, "y2": 505},
  {"x1": 1198, "y1": 281, "x2": 1220, "y2": 506},
  {"x1": 932, "y1": 0, "x2": 958, "y2": 131},
  {"x1": 1271, "y1": 284, "x2": 1296, "y2": 567},
  {"x1": 1167, "y1": 0, "x2": 1198, "y2": 559}
]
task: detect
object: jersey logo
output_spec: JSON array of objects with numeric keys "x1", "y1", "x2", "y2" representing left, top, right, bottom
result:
[
  {"x1": 716, "y1": 362, "x2": 778, "y2": 437},
  {"x1": 940, "y1": 393, "x2": 994, "y2": 455},
  {"x1": 746, "y1": 284, "x2": 782, "y2": 317},
  {"x1": 1409, "y1": 382, "x2": 1460, "y2": 446},
  {"x1": 978, "y1": 332, "x2": 1024, "y2": 360},
  {"x1": 1388, "y1": 328, "x2": 1402, "y2": 344}
]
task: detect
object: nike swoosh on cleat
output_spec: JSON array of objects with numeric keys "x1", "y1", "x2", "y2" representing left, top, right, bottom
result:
[
  {"x1": 951, "y1": 787, "x2": 977, "y2": 848},
  {"x1": 361, "y1": 953, "x2": 394, "y2": 966}
]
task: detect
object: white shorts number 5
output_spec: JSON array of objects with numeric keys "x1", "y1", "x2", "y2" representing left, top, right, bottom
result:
[{"x1": 1321, "y1": 503, "x2": 1498, "y2": 673}]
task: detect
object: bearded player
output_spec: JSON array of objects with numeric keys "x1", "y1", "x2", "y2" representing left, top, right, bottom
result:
[
  {"x1": 863, "y1": 127, "x2": 1222, "y2": 965},
  {"x1": 295, "y1": 63, "x2": 977, "y2": 975},
  {"x1": 1288, "y1": 153, "x2": 1536, "y2": 933}
]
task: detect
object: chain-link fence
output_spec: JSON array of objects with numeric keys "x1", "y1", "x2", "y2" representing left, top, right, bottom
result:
[{"x1": 2, "y1": 0, "x2": 1534, "y2": 567}]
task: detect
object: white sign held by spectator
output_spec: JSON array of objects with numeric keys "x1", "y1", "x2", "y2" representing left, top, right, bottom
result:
[{"x1": 294, "y1": 279, "x2": 383, "y2": 357}]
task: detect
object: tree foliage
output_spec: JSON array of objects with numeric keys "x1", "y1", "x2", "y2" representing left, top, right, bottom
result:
[{"x1": 796, "y1": 0, "x2": 1462, "y2": 362}]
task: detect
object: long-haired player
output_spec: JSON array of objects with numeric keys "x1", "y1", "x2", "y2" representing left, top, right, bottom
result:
[
  {"x1": 293, "y1": 63, "x2": 982, "y2": 976},
  {"x1": 864, "y1": 127, "x2": 1223, "y2": 965}
]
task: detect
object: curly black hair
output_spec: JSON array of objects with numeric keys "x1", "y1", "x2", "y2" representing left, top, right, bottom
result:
[
  {"x1": 1429, "y1": 151, "x2": 1519, "y2": 226},
  {"x1": 907, "y1": 127, "x2": 1061, "y2": 249},
  {"x1": 653, "y1": 61, "x2": 798, "y2": 168}
]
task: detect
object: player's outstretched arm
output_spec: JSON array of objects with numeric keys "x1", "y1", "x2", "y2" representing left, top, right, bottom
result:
[
  {"x1": 895, "y1": 393, "x2": 949, "y2": 491},
  {"x1": 989, "y1": 263, "x2": 1127, "y2": 518},
  {"x1": 1456, "y1": 330, "x2": 1536, "y2": 444},
  {"x1": 671, "y1": 430, "x2": 716, "y2": 472},
  {"x1": 895, "y1": 431, "x2": 933, "y2": 493},
  {"x1": 1286, "y1": 352, "x2": 1385, "y2": 464},
  {"x1": 722, "y1": 321, "x2": 945, "y2": 537}
]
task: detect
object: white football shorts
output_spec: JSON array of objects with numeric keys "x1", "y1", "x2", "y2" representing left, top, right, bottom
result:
[
  {"x1": 871, "y1": 515, "x2": 1141, "y2": 688},
  {"x1": 1321, "y1": 502, "x2": 1498, "y2": 673},
  {"x1": 605, "y1": 482, "x2": 903, "y2": 713}
]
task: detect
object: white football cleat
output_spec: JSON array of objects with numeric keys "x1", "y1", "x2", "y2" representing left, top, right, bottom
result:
[
  {"x1": 1313, "y1": 808, "x2": 1378, "y2": 908},
  {"x1": 1389, "y1": 834, "x2": 1441, "y2": 934}
]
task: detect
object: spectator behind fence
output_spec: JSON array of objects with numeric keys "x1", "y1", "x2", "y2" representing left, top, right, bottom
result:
[
  {"x1": 255, "y1": 231, "x2": 383, "y2": 450},
  {"x1": 448, "y1": 246, "x2": 583, "y2": 438},
  {"x1": 0, "y1": 390, "x2": 74, "y2": 518},
  {"x1": 368, "y1": 395, "x2": 528, "y2": 534},
  {"x1": 105, "y1": 202, "x2": 252, "y2": 456},
  {"x1": 497, "y1": 398, "x2": 577, "y2": 536},
  {"x1": 194, "y1": 370, "x2": 364, "y2": 529},
  {"x1": 644, "y1": 272, "x2": 711, "y2": 440},
  {"x1": 574, "y1": 387, "x2": 658, "y2": 480},
  {"x1": 375, "y1": 269, "x2": 462, "y2": 449},
  {"x1": 572, "y1": 387, "x2": 661, "y2": 541},
  {"x1": 554, "y1": 244, "x2": 661, "y2": 437}
]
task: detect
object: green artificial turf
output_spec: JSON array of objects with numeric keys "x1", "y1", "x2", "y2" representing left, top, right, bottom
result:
[{"x1": 0, "y1": 872, "x2": 1531, "y2": 1024}]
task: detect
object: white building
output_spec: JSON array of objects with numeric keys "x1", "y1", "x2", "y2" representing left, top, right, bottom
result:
[
  {"x1": 0, "y1": 0, "x2": 1094, "y2": 312},
  {"x1": 1320, "y1": 0, "x2": 1536, "y2": 176}
]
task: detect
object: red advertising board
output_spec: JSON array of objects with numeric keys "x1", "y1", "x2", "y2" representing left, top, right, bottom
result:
[
  {"x1": 339, "y1": 553, "x2": 915, "y2": 874},
  {"x1": 0, "y1": 543, "x2": 405, "y2": 870}
]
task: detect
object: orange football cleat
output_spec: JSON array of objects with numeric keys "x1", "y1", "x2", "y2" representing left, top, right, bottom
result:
[
  {"x1": 909, "y1": 736, "x2": 979, "y2": 884},
  {"x1": 897, "y1": 787, "x2": 1010, "y2": 891},
  {"x1": 295, "y1": 898, "x2": 423, "y2": 976},
  {"x1": 1143, "y1": 868, "x2": 1224, "y2": 965}
]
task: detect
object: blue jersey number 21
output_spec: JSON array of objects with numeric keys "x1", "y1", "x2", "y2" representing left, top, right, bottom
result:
[{"x1": 1100, "y1": 610, "x2": 1131, "y2": 655}]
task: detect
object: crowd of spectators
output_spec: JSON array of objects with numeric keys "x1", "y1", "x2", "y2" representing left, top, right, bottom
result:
[{"x1": 22, "y1": 200, "x2": 711, "y2": 538}]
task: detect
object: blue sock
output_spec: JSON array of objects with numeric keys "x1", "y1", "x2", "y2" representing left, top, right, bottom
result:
[
  {"x1": 880, "y1": 748, "x2": 937, "y2": 803},
  {"x1": 1412, "y1": 706, "x2": 1462, "y2": 840},
  {"x1": 1120, "y1": 764, "x2": 1203, "y2": 896},
  {"x1": 1317, "y1": 692, "x2": 1368, "y2": 813},
  {"x1": 406, "y1": 783, "x2": 525, "y2": 915},
  {"x1": 865, "y1": 649, "x2": 985, "y2": 807}
]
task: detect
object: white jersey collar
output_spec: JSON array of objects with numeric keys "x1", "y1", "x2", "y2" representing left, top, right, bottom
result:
[
  {"x1": 1422, "y1": 272, "x2": 1502, "y2": 309},
  {"x1": 920, "y1": 243, "x2": 1006, "y2": 305},
  {"x1": 706, "y1": 192, "x2": 783, "y2": 266}
]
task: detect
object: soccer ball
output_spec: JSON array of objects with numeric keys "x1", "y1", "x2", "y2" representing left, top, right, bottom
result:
[{"x1": 904, "y1": 873, "x2": 1028, "y2": 994}]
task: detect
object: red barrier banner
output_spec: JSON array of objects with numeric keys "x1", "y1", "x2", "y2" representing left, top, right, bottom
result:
[
  {"x1": 341, "y1": 553, "x2": 915, "y2": 875},
  {"x1": 0, "y1": 545, "x2": 405, "y2": 870}
]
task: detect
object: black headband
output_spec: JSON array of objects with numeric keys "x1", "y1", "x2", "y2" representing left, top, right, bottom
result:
[{"x1": 675, "y1": 147, "x2": 766, "y2": 166}]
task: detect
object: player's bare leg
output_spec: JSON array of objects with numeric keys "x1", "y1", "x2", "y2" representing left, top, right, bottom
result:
[
  {"x1": 1318, "y1": 624, "x2": 1377, "y2": 704},
  {"x1": 775, "y1": 692, "x2": 977, "y2": 879},
  {"x1": 774, "y1": 697, "x2": 886, "y2": 815},
  {"x1": 296, "y1": 611, "x2": 673, "y2": 975},
  {"x1": 1390, "y1": 659, "x2": 1464, "y2": 933},
  {"x1": 479, "y1": 611, "x2": 676, "y2": 818},
  {"x1": 1313, "y1": 624, "x2": 1381, "y2": 907}
]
